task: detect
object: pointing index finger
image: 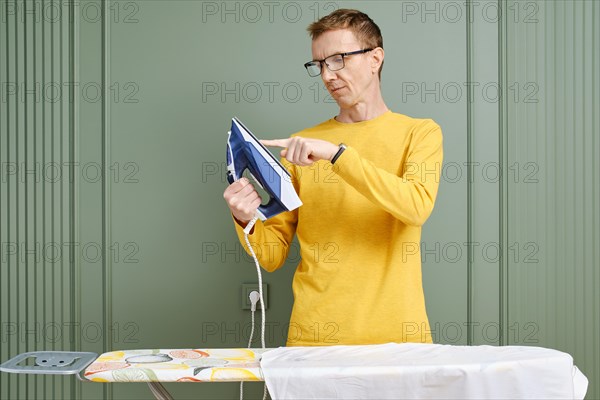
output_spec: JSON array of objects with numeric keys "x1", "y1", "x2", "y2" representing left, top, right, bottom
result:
[{"x1": 261, "y1": 138, "x2": 291, "y2": 148}]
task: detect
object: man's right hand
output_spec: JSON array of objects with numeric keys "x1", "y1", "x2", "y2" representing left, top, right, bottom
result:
[{"x1": 223, "y1": 178, "x2": 262, "y2": 225}]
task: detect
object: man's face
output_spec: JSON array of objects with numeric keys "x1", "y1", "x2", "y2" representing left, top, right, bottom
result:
[{"x1": 311, "y1": 29, "x2": 379, "y2": 109}]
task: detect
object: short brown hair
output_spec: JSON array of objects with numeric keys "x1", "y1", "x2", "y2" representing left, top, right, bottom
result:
[{"x1": 307, "y1": 9, "x2": 384, "y2": 79}]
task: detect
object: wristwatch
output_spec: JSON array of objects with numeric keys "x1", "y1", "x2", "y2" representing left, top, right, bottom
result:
[{"x1": 331, "y1": 143, "x2": 347, "y2": 164}]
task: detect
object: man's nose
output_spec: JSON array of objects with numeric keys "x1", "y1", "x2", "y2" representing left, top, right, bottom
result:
[{"x1": 321, "y1": 65, "x2": 336, "y2": 81}]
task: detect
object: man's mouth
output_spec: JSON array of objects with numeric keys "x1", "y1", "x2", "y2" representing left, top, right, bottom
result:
[{"x1": 329, "y1": 86, "x2": 344, "y2": 94}]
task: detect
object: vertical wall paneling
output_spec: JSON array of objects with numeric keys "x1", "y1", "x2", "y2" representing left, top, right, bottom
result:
[
  {"x1": 594, "y1": 1, "x2": 600, "y2": 394},
  {"x1": 499, "y1": 0, "x2": 510, "y2": 346},
  {"x1": 102, "y1": 1, "x2": 113, "y2": 399},
  {"x1": 1, "y1": 0, "x2": 6, "y2": 393},
  {"x1": 465, "y1": 0, "x2": 474, "y2": 345},
  {"x1": 0, "y1": 0, "x2": 77, "y2": 398},
  {"x1": 71, "y1": 0, "x2": 81, "y2": 397},
  {"x1": 77, "y1": 0, "x2": 109, "y2": 398},
  {"x1": 502, "y1": 1, "x2": 600, "y2": 397},
  {"x1": 470, "y1": 0, "x2": 501, "y2": 346}
]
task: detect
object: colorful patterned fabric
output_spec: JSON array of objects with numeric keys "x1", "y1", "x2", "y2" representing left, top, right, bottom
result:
[{"x1": 84, "y1": 348, "x2": 272, "y2": 382}]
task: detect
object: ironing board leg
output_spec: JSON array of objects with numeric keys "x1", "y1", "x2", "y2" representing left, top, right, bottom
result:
[{"x1": 147, "y1": 382, "x2": 174, "y2": 400}]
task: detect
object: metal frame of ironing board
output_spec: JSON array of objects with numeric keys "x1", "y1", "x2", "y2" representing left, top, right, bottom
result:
[{"x1": 0, "y1": 349, "x2": 271, "y2": 400}]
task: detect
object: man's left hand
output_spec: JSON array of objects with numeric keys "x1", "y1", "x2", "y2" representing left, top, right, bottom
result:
[{"x1": 261, "y1": 137, "x2": 339, "y2": 166}]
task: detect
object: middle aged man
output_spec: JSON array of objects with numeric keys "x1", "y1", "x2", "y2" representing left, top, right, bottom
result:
[{"x1": 223, "y1": 9, "x2": 444, "y2": 347}]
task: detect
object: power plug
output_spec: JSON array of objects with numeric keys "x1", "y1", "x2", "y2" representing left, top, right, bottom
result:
[{"x1": 241, "y1": 283, "x2": 268, "y2": 310}]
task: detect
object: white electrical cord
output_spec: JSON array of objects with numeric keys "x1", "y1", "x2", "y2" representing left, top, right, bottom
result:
[
  {"x1": 240, "y1": 216, "x2": 268, "y2": 400},
  {"x1": 243, "y1": 217, "x2": 266, "y2": 349},
  {"x1": 240, "y1": 290, "x2": 259, "y2": 400}
]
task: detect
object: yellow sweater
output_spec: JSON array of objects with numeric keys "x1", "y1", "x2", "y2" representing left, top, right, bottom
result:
[{"x1": 234, "y1": 110, "x2": 443, "y2": 346}]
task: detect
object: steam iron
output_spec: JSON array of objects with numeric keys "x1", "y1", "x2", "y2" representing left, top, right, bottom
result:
[{"x1": 226, "y1": 117, "x2": 302, "y2": 220}]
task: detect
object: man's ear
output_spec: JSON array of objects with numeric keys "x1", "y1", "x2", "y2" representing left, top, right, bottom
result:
[{"x1": 371, "y1": 47, "x2": 384, "y2": 74}]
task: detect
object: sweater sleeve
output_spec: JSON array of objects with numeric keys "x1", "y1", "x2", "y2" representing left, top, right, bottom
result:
[
  {"x1": 333, "y1": 120, "x2": 443, "y2": 226},
  {"x1": 232, "y1": 162, "x2": 299, "y2": 272}
]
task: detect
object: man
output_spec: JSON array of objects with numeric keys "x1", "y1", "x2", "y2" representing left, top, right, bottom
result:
[{"x1": 223, "y1": 9, "x2": 443, "y2": 346}]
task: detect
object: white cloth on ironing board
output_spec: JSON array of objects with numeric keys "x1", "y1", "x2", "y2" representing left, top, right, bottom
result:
[{"x1": 260, "y1": 342, "x2": 588, "y2": 399}]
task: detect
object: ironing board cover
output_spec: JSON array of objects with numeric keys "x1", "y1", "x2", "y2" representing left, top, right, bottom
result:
[{"x1": 84, "y1": 348, "x2": 272, "y2": 382}]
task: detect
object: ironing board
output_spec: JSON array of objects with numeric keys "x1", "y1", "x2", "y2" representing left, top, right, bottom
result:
[{"x1": 1, "y1": 344, "x2": 589, "y2": 400}]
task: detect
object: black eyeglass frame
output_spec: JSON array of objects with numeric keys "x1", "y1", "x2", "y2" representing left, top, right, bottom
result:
[{"x1": 303, "y1": 48, "x2": 374, "y2": 77}]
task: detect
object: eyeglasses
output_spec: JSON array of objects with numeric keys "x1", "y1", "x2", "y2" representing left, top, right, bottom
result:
[{"x1": 304, "y1": 49, "x2": 373, "y2": 77}]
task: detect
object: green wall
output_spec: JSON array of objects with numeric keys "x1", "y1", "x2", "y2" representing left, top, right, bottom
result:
[{"x1": 1, "y1": 1, "x2": 598, "y2": 399}]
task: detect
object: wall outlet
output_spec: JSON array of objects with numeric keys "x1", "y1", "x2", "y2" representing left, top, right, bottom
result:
[{"x1": 241, "y1": 283, "x2": 268, "y2": 310}]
